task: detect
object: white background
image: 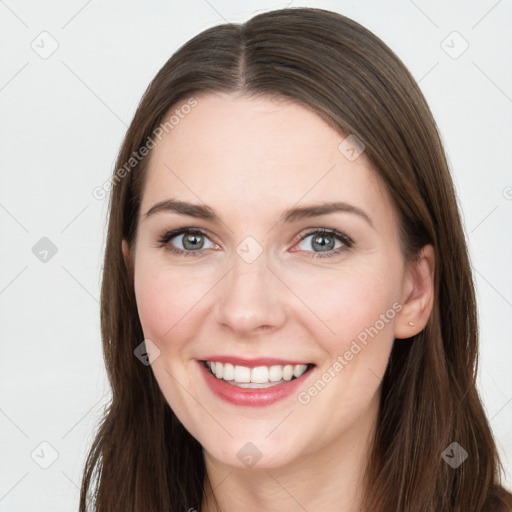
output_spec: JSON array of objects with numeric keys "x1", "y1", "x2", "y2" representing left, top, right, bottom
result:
[{"x1": 0, "y1": 1, "x2": 511, "y2": 510}]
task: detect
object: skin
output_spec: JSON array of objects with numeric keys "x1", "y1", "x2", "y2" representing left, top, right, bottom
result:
[{"x1": 122, "y1": 92, "x2": 435, "y2": 512}]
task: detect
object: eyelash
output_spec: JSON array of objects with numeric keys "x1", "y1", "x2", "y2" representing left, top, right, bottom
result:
[{"x1": 156, "y1": 227, "x2": 354, "y2": 259}]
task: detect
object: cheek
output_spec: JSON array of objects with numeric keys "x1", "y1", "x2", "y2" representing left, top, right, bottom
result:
[
  {"x1": 133, "y1": 260, "x2": 210, "y2": 346},
  {"x1": 294, "y1": 264, "x2": 400, "y2": 340}
]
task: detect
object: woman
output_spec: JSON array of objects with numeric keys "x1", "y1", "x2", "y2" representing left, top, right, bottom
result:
[{"x1": 80, "y1": 7, "x2": 512, "y2": 512}]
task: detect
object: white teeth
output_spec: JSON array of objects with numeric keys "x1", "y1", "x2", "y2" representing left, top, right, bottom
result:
[
  {"x1": 268, "y1": 365, "x2": 283, "y2": 382},
  {"x1": 282, "y1": 365, "x2": 294, "y2": 381},
  {"x1": 222, "y1": 363, "x2": 235, "y2": 380},
  {"x1": 293, "y1": 364, "x2": 308, "y2": 378},
  {"x1": 251, "y1": 366, "x2": 269, "y2": 383},
  {"x1": 206, "y1": 361, "x2": 310, "y2": 384},
  {"x1": 233, "y1": 365, "x2": 251, "y2": 383}
]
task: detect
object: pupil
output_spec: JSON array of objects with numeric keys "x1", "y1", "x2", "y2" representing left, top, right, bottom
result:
[
  {"x1": 313, "y1": 234, "x2": 333, "y2": 251},
  {"x1": 184, "y1": 233, "x2": 203, "y2": 250}
]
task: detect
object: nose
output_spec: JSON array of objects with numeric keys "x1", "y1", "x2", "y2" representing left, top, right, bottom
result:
[{"x1": 213, "y1": 251, "x2": 287, "y2": 337}]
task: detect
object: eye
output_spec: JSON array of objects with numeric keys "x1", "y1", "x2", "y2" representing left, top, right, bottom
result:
[
  {"x1": 294, "y1": 228, "x2": 353, "y2": 259},
  {"x1": 156, "y1": 227, "x2": 354, "y2": 259},
  {"x1": 157, "y1": 228, "x2": 218, "y2": 257}
]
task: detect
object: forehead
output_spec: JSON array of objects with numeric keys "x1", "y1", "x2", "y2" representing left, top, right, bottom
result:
[{"x1": 140, "y1": 92, "x2": 394, "y2": 227}]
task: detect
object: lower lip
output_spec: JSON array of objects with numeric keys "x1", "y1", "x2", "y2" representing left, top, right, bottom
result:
[{"x1": 198, "y1": 361, "x2": 314, "y2": 407}]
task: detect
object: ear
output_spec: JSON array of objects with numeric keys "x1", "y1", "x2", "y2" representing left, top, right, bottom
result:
[
  {"x1": 122, "y1": 239, "x2": 133, "y2": 279},
  {"x1": 394, "y1": 244, "x2": 435, "y2": 339}
]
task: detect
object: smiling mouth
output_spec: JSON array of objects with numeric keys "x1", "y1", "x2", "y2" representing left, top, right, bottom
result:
[{"x1": 202, "y1": 360, "x2": 315, "y2": 388}]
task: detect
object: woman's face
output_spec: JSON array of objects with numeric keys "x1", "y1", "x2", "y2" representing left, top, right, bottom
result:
[{"x1": 125, "y1": 92, "x2": 431, "y2": 470}]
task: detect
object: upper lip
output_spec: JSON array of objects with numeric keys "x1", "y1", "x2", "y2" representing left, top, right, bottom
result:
[{"x1": 200, "y1": 356, "x2": 313, "y2": 367}]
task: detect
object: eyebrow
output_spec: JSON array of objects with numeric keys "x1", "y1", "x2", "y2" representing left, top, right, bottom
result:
[{"x1": 144, "y1": 198, "x2": 374, "y2": 229}]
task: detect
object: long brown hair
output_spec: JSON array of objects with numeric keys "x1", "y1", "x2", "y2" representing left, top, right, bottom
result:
[{"x1": 80, "y1": 7, "x2": 512, "y2": 511}]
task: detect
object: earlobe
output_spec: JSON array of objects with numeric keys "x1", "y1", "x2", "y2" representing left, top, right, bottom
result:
[
  {"x1": 122, "y1": 239, "x2": 133, "y2": 276},
  {"x1": 394, "y1": 244, "x2": 435, "y2": 339},
  {"x1": 122, "y1": 239, "x2": 129, "y2": 264}
]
